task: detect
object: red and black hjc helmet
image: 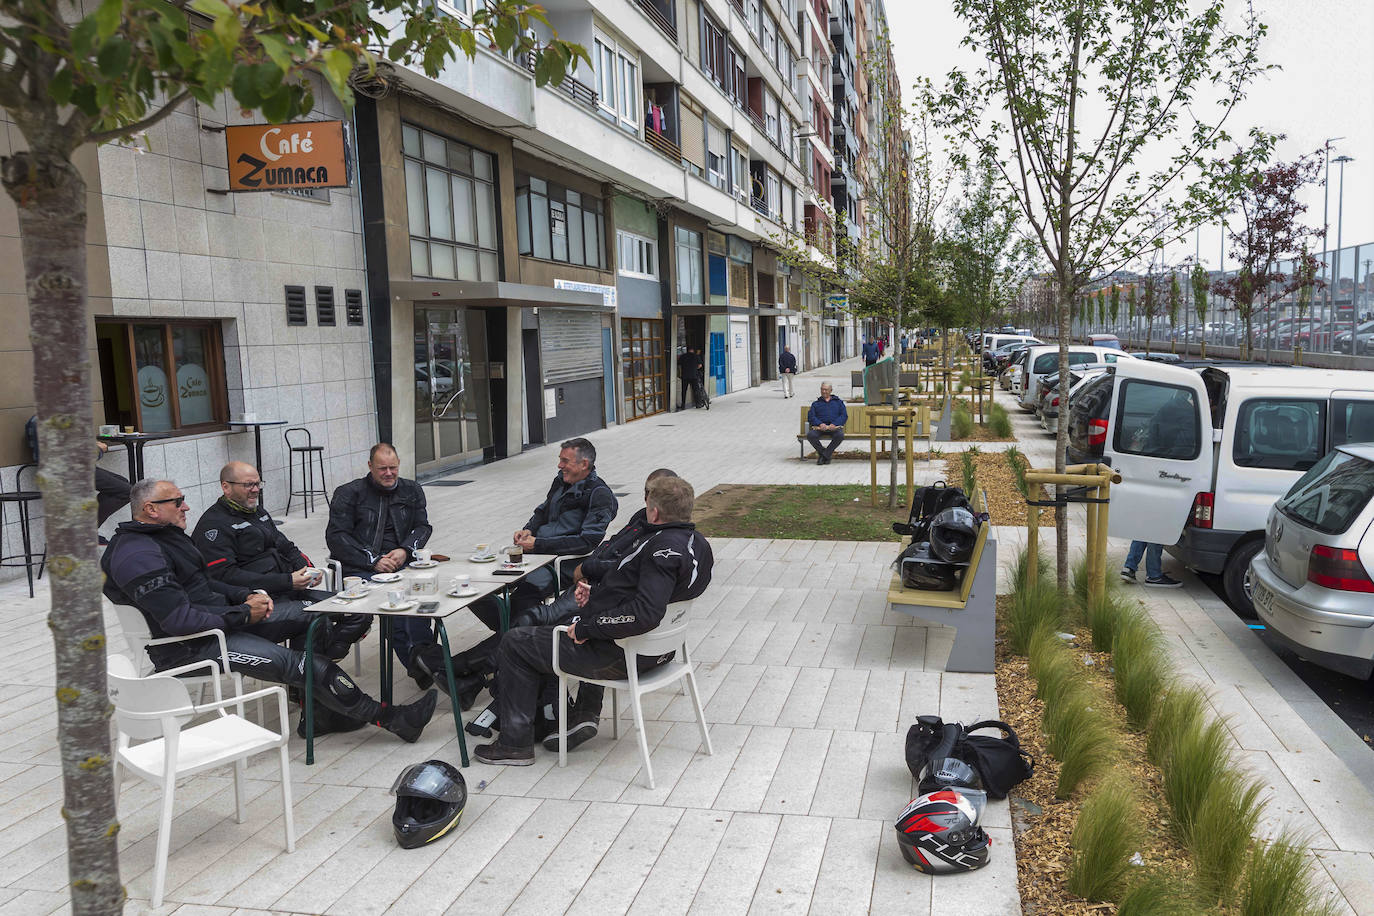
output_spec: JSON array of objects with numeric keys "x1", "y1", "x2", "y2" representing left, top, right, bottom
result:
[{"x1": 894, "y1": 789, "x2": 992, "y2": 874}]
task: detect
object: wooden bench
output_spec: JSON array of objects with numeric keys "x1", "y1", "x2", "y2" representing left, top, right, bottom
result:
[
  {"x1": 796, "y1": 403, "x2": 871, "y2": 458},
  {"x1": 887, "y1": 524, "x2": 996, "y2": 673}
]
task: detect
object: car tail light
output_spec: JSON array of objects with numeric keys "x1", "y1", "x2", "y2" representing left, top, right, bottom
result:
[
  {"x1": 1087, "y1": 418, "x2": 1108, "y2": 447},
  {"x1": 1307, "y1": 545, "x2": 1374, "y2": 593},
  {"x1": 1189, "y1": 492, "x2": 1214, "y2": 529},
  {"x1": 1050, "y1": 396, "x2": 1060, "y2": 408}
]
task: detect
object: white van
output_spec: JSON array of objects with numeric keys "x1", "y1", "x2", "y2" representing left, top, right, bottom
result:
[
  {"x1": 983, "y1": 332, "x2": 1039, "y2": 350},
  {"x1": 1017, "y1": 345, "x2": 1133, "y2": 410},
  {"x1": 1100, "y1": 361, "x2": 1374, "y2": 613}
]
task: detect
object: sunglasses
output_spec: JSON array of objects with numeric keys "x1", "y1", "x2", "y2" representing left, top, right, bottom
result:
[{"x1": 149, "y1": 496, "x2": 186, "y2": 507}]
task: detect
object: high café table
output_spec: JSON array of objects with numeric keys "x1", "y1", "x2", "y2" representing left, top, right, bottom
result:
[
  {"x1": 301, "y1": 552, "x2": 558, "y2": 765},
  {"x1": 98, "y1": 430, "x2": 176, "y2": 482},
  {"x1": 225, "y1": 418, "x2": 286, "y2": 503}
]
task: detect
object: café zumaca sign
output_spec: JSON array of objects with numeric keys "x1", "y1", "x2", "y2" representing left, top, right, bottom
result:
[{"x1": 225, "y1": 121, "x2": 348, "y2": 192}]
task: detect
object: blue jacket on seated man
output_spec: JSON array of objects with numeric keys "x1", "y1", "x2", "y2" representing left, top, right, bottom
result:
[{"x1": 808, "y1": 393, "x2": 848, "y2": 428}]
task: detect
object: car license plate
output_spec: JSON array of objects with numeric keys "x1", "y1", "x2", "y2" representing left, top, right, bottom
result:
[{"x1": 1252, "y1": 580, "x2": 1274, "y2": 616}]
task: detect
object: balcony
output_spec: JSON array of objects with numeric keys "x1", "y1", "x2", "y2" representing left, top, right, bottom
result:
[
  {"x1": 645, "y1": 128, "x2": 681, "y2": 162},
  {"x1": 635, "y1": 0, "x2": 677, "y2": 41},
  {"x1": 519, "y1": 53, "x2": 598, "y2": 110}
]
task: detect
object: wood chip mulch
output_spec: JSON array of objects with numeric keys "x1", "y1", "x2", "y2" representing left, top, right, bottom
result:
[
  {"x1": 944, "y1": 452, "x2": 1057, "y2": 527},
  {"x1": 993, "y1": 596, "x2": 1201, "y2": 915}
]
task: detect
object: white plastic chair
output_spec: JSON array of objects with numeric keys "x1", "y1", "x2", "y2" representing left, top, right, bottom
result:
[
  {"x1": 104, "y1": 596, "x2": 242, "y2": 707},
  {"x1": 107, "y1": 653, "x2": 295, "y2": 908},
  {"x1": 552, "y1": 603, "x2": 712, "y2": 789},
  {"x1": 323, "y1": 559, "x2": 363, "y2": 674}
]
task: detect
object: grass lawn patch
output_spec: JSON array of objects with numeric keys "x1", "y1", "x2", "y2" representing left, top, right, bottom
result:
[{"x1": 692, "y1": 484, "x2": 908, "y2": 541}]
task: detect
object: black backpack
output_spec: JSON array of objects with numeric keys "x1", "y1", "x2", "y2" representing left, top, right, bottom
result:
[
  {"x1": 905, "y1": 715, "x2": 1034, "y2": 800},
  {"x1": 893, "y1": 481, "x2": 970, "y2": 542}
]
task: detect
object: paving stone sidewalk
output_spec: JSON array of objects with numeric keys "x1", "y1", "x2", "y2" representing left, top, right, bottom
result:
[{"x1": 4, "y1": 358, "x2": 1372, "y2": 914}]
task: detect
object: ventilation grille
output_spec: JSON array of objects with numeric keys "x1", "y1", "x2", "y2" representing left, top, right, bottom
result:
[
  {"x1": 285, "y1": 285, "x2": 307, "y2": 326},
  {"x1": 315, "y1": 286, "x2": 336, "y2": 326},
  {"x1": 345, "y1": 288, "x2": 364, "y2": 326}
]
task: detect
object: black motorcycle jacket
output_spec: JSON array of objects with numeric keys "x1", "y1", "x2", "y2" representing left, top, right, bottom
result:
[
  {"x1": 192, "y1": 497, "x2": 308, "y2": 594},
  {"x1": 325, "y1": 475, "x2": 431, "y2": 574},
  {"x1": 576, "y1": 522, "x2": 713, "y2": 642}
]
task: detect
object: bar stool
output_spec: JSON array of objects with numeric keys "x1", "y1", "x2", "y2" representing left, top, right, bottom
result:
[
  {"x1": 0, "y1": 464, "x2": 46, "y2": 597},
  {"x1": 284, "y1": 428, "x2": 330, "y2": 518}
]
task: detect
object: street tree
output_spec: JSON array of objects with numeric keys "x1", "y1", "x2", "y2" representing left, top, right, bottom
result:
[
  {"x1": 0, "y1": 2, "x2": 584, "y2": 912},
  {"x1": 1109, "y1": 284, "x2": 1121, "y2": 329},
  {"x1": 1193, "y1": 263, "x2": 1212, "y2": 358},
  {"x1": 935, "y1": 0, "x2": 1271, "y2": 588},
  {"x1": 942, "y1": 160, "x2": 1034, "y2": 370},
  {"x1": 1292, "y1": 242, "x2": 1323, "y2": 363},
  {"x1": 1208, "y1": 153, "x2": 1325, "y2": 359}
]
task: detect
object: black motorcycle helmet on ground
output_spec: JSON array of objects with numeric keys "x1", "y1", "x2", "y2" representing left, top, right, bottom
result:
[
  {"x1": 929, "y1": 506, "x2": 979, "y2": 564},
  {"x1": 390, "y1": 759, "x2": 467, "y2": 848}
]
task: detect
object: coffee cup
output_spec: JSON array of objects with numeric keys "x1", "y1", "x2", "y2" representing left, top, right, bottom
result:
[
  {"x1": 303, "y1": 566, "x2": 324, "y2": 586},
  {"x1": 506, "y1": 545, "x2": 524, "y2": 564},
  {"x1": 387, "y1": 589, "x2": 406, "y2": 607},
  {"x1": 123, "y1": 425, "x2": 136, "y2": 434},
  {"x1": 343, "y1": 576, "x2": 364, "y2": 595},
  {"x1": 99, "y1": 424, "x2": 118, "y2": 437},
  {"x1": 452, "y1": 574, "x2": 471, "y2": 593},
  {"x1": 413, "y1": 548, "x2": 431, "y2": 564}
]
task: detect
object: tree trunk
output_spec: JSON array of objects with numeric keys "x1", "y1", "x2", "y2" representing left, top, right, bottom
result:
[
  {"x1": 2, "y1": 149, "x2": 124, "y2": 914},
  {"x1": 888, "y1": 310, "x2": 901, "y2": 509},
  {"x1": 1054, "y1": 277, "x2": 1072, "y2": 592}
]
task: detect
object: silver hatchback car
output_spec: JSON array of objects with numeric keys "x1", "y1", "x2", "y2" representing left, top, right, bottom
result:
[{"x1": 1249, "y1": 443, "x2": 1374, "y2": 678}]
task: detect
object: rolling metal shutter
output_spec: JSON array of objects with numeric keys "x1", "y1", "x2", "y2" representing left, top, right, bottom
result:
[{"x1": 540, "y1": 309, "x2": 602, "y2": 384}]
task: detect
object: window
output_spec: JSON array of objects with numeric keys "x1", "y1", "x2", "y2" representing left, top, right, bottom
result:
[
  {"x1": 707, "y1": 231, "x2": 728, "y2": 305},
  {"x1": 621, "y1": 318, "x2": 667, "y2": 421},
  {"x1": 701, "y1": 14, "x2": 727, "y2": 87},
  {"x1": 595, "y1": 30, "x2": 640, "y2": 133},
  {"x1": 402, "y1": 124, "x2": 499, "y2": 282},
  {"x1": 595, "y1": 36, "x2": 617, "y2": 115},
  {"x1": 729, "y1": 44, "x2": 747, "y2": 107},
  {"x1": 731, "y1": 145, "x2": 749, "y2": 200},
  {"x1": 705, "y1": 120, "x2": 728, "y2": 190},
  {"x1": 765, "y1": 169, "x2": 781, "y2": 222},
  {"x1": 764, "y1": 91, "x2": 780, "y2": 147},
  {"x1": 1112, "y1": 380, "x2": 1201, "y2": 460},
  {"x1": 763, "y1": 14, "x2": 778, "y2": 68},
  {"x1": 1234, "y1": 398, "x2": 1325, "y2": 471},
  {"x1": 516, "y1": 173, "x2": 605, "y2": 268},
  {"x1": 96, "y1": 319, "x2": 228, "y2": 433},
  {"x1": 1331, "y1": 399, "x2": 1374, "y2": 448},
  {"x1": 675, "y1": 226, "x2": 703, "y2": 304},
  {"x1": 617, "y1": 231, "x2": 657, "y2": 279},
  {"x1": 1279, "y1": 450, "x2": 1374, "y2": 535}
]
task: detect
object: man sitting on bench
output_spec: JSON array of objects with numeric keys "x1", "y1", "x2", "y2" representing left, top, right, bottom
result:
[{"x1": 806, "y1": 383, "x2": 848, "y2": 465}]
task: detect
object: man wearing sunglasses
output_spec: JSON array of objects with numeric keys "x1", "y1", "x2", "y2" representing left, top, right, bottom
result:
[
  {"x1": 192, "y1": 462, "x2": 371, "y2": 662},
  {"x1": 103, "y1": 478, "x2": 437, "y2": 743}
]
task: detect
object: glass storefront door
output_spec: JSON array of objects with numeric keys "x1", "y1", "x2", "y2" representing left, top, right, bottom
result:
[{"x1": 414, "y1": 308, "x2": 492, "y2": 470}]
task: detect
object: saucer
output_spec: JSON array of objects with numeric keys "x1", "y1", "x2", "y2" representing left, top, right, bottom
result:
[
  {"x1": 408, "y1": 560, "x2": 439, "y2": 569},
  {"x1": 372, "y1": 572, "x2": 402, "y2": 583},
  {"x1": 381, "y1": 599, "x2": 418, "y2": 612},
  {"x1": 469, "y1": 554, "x2": 498, "y2": 563},
  {"x1": 446, "y1": 588, "x2": 478, "y2": 598}
]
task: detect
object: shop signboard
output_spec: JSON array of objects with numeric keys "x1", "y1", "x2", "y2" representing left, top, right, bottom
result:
[{"x1": 225, "y1": 121, "x2": 349, "y2": 192}]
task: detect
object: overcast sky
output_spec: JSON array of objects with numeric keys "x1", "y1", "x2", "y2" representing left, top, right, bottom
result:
[{"x1": 885, "y1": 0, "x2": 1374, "y2": 275}]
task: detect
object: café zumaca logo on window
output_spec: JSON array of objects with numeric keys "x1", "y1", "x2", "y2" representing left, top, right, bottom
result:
[{"x1": 225, "y1": 121, "x2": 348, "y2": 192}]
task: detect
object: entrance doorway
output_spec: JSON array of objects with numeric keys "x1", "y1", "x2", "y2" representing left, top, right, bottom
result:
[{"x1": 414, "y1": 308, "x2": 492, "y2": 473}]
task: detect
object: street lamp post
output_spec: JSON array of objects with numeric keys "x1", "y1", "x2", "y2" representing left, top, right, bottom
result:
[
  {"x1": 1320, "y1": 138, "x2": 1343, "y2": 353},
  {"x1": 1334, "y1": 155, "x2": 1354, "y2": 359}
]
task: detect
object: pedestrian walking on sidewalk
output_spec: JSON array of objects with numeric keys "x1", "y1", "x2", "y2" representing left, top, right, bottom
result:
[{"x1": 778, "y1": 345, "x2": 797, "y2": 398}]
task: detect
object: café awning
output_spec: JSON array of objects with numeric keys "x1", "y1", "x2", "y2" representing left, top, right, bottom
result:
[{"x1": 391, "y1": 280, "x2": 611, "y2": 310}]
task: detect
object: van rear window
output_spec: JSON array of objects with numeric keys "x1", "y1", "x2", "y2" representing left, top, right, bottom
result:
[
  {"x1": 1331, "y1": 400, "x2": 1374, "y2": 448},
  {"x1": 1278, "y1": 451, "x2": 1374, "y2": 535},
  {"x1": 1233, "y1": 399, "x2": 1325, "y2": 471},
  {"x1": 1113, "y1": 380, "x2": 1201, "y2": 460}
]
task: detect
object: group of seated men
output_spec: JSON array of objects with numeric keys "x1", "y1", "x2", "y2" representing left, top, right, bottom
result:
[{"x1": 102, "y1": 436, "x2": 714, "y2": 764}]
